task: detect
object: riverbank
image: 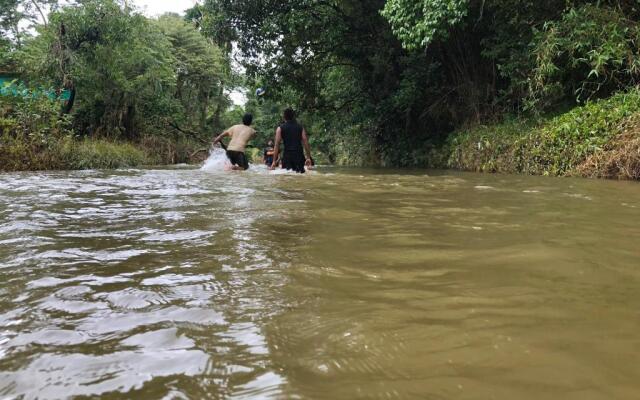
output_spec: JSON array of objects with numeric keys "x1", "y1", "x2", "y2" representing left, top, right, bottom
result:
[
  {"x1": 425, "y1": 89, "x2": 640, "y2": 180},
  {"x1": 3, "y1": 89, "x2": 640, "y2": 177},
  {"x1": 0, "y1": 134, "x2": 207, "y2": 171}
]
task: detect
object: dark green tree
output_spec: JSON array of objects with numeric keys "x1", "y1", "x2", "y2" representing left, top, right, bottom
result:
[{"x1": 155, "y1": 14, "x2": 228, "y2": 134}]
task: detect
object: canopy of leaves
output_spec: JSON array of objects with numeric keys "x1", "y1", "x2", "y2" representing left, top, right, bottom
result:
[
  {"x1": 155, "y1": 14, "x2": 228, "y2": 131},
  {"x1": 4, "y1": 0, "x2": 640, "y2": 168},
  {"x1": 381, "y1": 0, "x2": 469, "y2": 49},
  {"x1": 8, "y1": 0, "x2": 230, "y2": 141},
  {"x1": 195, "y1": 0, "x2": 640, "y2": 165},
  {"x1": 529, "y1": 4, "x2": 640, "y2": 108}
]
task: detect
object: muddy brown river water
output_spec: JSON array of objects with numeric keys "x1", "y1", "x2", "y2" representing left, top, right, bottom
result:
[{"x1": 0, "y1": 164, "x2": 639, "y2": 399}]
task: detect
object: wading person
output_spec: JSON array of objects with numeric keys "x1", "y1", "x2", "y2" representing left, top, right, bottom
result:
[
  {"x1": 263, "y1": 139, "x2": 275, "y2": 166},
  {"x1": 212, "y1": 113, "x2": 256, "y2": 170},
  {"x1": 270, "y1": 108, "x2": 312, "y2": 173}
]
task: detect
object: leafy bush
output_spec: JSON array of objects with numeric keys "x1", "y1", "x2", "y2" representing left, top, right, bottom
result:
[
  {"x1": 381, "y1": 0, "x2": 469, "y2": 49},
  {"x1": 433, "y1": 88, "x2": 640, "y2": 178},
  {"x1": 529, "y1": 5, "x2": 640, "y2": 109},
  {"x1": 1, "y1": 134, "x2": 151, "y2": 171},
  {"x1": 0, "y1": 94, "x2": 150, "y2": 171},
  {"x1": 0, "y1": 94, "x2": 72, "y2": 170},
  {"x1": 332, "y1": 124, "x2": 380, "y2": 166}
]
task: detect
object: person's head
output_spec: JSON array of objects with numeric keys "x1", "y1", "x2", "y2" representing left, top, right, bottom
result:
[
  {"x1": 283, "y1": 108, "x2": 295, "y2": 121},
  {"x1": 242, "y1": 113, "x2": 253, "y2": 126},
  {"x1": 267, "y1": 139, "x2": 274, "y2": 146}
]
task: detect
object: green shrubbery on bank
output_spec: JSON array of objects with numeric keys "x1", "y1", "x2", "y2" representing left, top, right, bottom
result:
[
  {"x1": 3, "y1": 1, "x2": 640, "y2": 179},
  {"x1": 0, "y1": 95, "x2": 206, "y2": 171},
  {"x1": 0, "y1": 134, "x2": 210, "y2": 171},
  {"x1": 0, "y1": 133, "x2": 203, "y2": 171},
  {"x1": 425, "y1": 89, "x2": 640, "y2": 179},
  {"x1": 1, "y1": 1, "x2": 230, "y2": 173},
  {"x1": 64, "y1": 140, "x2": 150, "y2": 170},
  {"x1": 1, "y1": 134, "x2": 141, "y2": 171},
  {"x1": 203, "y1": 1, "x2": 640, "y2": 177}
]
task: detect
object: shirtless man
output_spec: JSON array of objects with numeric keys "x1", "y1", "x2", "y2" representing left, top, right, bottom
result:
[{"x1": 212, "y1": 113, "x2": 256, "y2": 170}]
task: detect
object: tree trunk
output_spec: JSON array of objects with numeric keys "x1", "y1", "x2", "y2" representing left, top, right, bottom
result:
[
  {"x1": 30, "y1": 0, "x2": 48, "y2": 27},
  {"x1": 61, "y1": 84, "x2": 75, "y2": 114}
]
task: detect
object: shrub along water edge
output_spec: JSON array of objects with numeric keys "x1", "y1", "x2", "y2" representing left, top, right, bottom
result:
[
  {"x1": 0, "y1": 135, "x2": 146, "y2": 171},
  {"x1": 0, "y1": 134, "x2": 208, "y2": 172},
  {"x1": 426, "y1": 88, "x2": 640, "y2": 180}
]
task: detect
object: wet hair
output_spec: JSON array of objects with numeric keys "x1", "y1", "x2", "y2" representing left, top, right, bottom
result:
[
  {"x1": 242, "y1": 113, "x2": 253, "y2": 125},
  {"x1": 283, "y1": 108, "x2": 295, "y2": 121}
]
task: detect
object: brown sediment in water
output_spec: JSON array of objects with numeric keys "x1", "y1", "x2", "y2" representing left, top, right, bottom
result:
[{"x1": 0, "y1": 169, "x2": 639, "y2": 398}]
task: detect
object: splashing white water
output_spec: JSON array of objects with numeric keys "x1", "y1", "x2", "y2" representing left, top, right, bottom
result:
[
  {"x1": 200, "y1": 146, "x2": 315, "y2": 175},
  {"x1": 201, "y1": 147, "x2": 231, "y2": 172}
]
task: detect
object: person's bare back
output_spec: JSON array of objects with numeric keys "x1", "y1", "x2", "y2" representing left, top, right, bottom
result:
[
  {"x1": 212, "y1": 114, "x2": 256, "y2": 170},
  {"x1": 226, "y1": 124, "x2": 256, "y2": 152}
]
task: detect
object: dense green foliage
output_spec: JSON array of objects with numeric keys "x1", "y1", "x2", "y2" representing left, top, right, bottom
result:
[
  {"x1": 25, "y1": 1, "x2": 228, "y2": 139},
  {"x1": 429, "y1": 88, "x2": 640, "y2": 178},
  {"x1": 0, "y1": 95, "x2": 150, "y2": 170},
  {"x1": 1, "y1": 0, "x2": 234, "y2": 171},
  {"x1": 192, "y1": 0, "x2": 640, "y2": 173},
  {"x1": 530, "y1": 4, "x2": 640, "y2": 108},
  {"x1": 381, "y1": 0, "x2": 468, "y2": 49},
  {"x1": 2, "y1": 0, "x2": 640, "y2": 177}
]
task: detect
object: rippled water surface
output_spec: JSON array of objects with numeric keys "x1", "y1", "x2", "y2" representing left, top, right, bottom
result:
[{"x1": 1, "y1": 165, "x2": 639, "y2": 399}]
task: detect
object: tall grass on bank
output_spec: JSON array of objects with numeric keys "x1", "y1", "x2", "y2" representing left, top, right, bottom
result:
[
  {"x1": 1, "y1": 95, "x2": 207, "y2": 172},
  {"x1": 1, "y1": 95, "x2": 147, "y2": 171},
  {"x1": 0, "y1": 134, "x2": 213, "y2": 171},
  {"x1": 576, "y1": 115, "x2": 640, "y2": 179},
  {"x1": 427, "y1": 88, "x2": 640, "y2": 179},
  {"x1": 66, "y1": 140, "x2": 150, "y2": 169},
  {"x1": 0, "y1": 134, "x2": 150, "y2": 171},
  {"x1": 139, "y1": 135, "x2": 207, "y2": 165}
]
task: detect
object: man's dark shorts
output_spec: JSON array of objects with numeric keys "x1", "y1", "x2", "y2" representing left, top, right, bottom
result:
[
  {"x1": 226, "y1": 150, "x2": 249, "y2": 170},
  {"x1": 282, "y1": 152, "x2": 306, "y2": 173}
]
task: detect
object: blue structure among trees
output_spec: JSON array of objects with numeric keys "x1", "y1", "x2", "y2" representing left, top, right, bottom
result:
[{"x1": 0, "y1": 72, "x2": 70, "y2": 101}]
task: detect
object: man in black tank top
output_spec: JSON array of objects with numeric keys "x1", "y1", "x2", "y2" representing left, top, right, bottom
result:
[{"x1": 271, "y1": 108, "x2": 312, "y2": 173}]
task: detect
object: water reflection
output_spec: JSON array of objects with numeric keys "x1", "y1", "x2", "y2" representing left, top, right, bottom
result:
[{"x1": 0, "y1": 168, "x2": 639, "y2": 399}]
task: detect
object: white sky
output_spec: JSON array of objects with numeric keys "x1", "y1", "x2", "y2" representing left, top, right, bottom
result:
[{"x1": 132, "y1": 0, "x2": 197, "y2": 17}]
